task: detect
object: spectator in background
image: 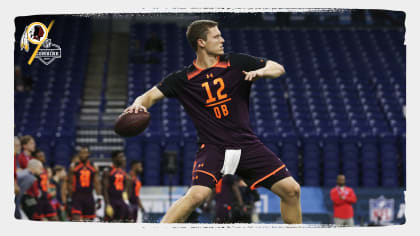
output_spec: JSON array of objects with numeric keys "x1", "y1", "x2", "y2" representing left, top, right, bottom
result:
[
  {"x1": 128, "y1": 160, "x2": 146, "y2": 222},
  {"x1": 33, "y1": 149, "x2": 47, "y2": 166},
  {"x1": 145, "y1": 32, "x2": 163, "y2": 52},
  {"x1": 67, "y1": 146, "x2": 101, "y2": 222},
  {"x1": 18, "y1": 135, "x2": 36, "y2": 169},
  {"x1": 144, "y1": 32, "x2": 163, "y2": 64},
  {"x1": 14, "y1": 136, "x2": 22, "y2": 188},
  {"x1": 32, "y1": 149, "x2": 58, "y2": 221},
  {"x1": 14, "y1": 65, "x2": 32, "y2": 91},
  {"x1": 103, "y1": 151, "x2": 131, "y2": 222},
  {"x1": 330, "y1": 174, "x2": 357, "y2": 226},
  {"x1": 17, "y1": 159, "x2": 44, "y2": 220},
  {"x1": 237, "y1": 178, "x2": 260, "y2": 223},
  {"x1": 49, "y1": 165, "x2": 67, "y2": 221},
  {"x1": 69, "y1": 154, "x2": 80, "y2": 168},
  {"x1": 14, "y1": 136, "x2": 22, "y2": 218},
  {"x1": 132, "y1": 39, "x2": 146, "y2": 64},
  {"x1": 14, "y1": 65, "x2": 24, "y2": 92},
  {"x1": 213, "y1": 174, "x2": 245, "y2": 223}
]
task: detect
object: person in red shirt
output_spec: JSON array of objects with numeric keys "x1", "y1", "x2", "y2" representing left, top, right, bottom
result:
[
  {"x1": 18, "y1": 135, "x2": 36, "y2": 169},
  {"x1": 14, "y1": 136, "x2": 22, "y2": 192},
  {"x1": 330, "y1": 174, "x2": 357, "y2": 226},
  {"x1": 14, "y1": 136, "x2": 22, "y2": 219}
]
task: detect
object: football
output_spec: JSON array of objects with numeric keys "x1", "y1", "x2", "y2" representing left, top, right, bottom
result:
[{"x1": 114, "y1": 111, "x2": 151, "y2": 137}]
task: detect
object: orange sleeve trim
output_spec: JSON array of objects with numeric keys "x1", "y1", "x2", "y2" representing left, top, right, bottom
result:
[
  {"x1": 74, "y1": 163, "x2": 83, "y2": 172},
  {"x1": 250, "y1": 164, "x2": 286, "y2": 190},
  {"x1": 187, "y1": 69, "x2": 203, "y2": 80},
  {"x1": 214, "y1": 59, "x2": 230, "y2": 68},
  {"x1": 87, "y1": 164, "x2": 96, "y2": 173},
  {"x1": 193, "y1": 170, "x2": 218, "y2": 183}
]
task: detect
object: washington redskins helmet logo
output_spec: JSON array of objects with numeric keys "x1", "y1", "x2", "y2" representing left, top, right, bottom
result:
[
  {"x1": 20, "y1": 21, "x2": 61, "y2": 65},
  {"x1": 20, "y1": 22, "x2": 49, "y2": 52}
]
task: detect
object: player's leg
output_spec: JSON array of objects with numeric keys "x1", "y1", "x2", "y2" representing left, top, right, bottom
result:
[
  {"x1": 81, "y1": 193, "x2": 96, "y2": 222},
  {"x1": 270, "y1": 176, "x2": 302, "y2": 224},
  {"x1": 161, "y1": 143, "x2": 224, "y2": 223},
  {"x1": 237, "y1": 141, "x2": 302, "y2": 224},
  {"x1": 121, "y1": 201, "x2": 131, "y2": 222},
  {"x1": 71, "y1": 193, "x2": 83, "y2": 221},
  {"x1": 130, "y1": 203, "x2": 138, "y2": 222},
  {"x1": 161, "y1": 185, "x2": 212, "y2": 223}
]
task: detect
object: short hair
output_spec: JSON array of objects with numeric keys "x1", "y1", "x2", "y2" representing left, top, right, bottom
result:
[
  {"x1": 78, "y1": 145, "x2": 89, "y2": 151},
  {"x1": 111, "y1": 150, "x2": 123, "y2": 160},
  {"x1": 32, "y1": 149, "x2": 43, "y2": 157},
  {"x1": 53, "y1": 165, "x2": 65, "y2": 175},
  {"x1": 27, "y1": 159, "x2": 42, "y2": 171},
  {"x1": 130, "y1": 160, "x2": 142, "y2": 169},
  {"x1": 20, "y1": 135, "x2": 34, "y2": 146},
  {"x1": 186, "y1": 20, "x2": 219, "y2": 51}
]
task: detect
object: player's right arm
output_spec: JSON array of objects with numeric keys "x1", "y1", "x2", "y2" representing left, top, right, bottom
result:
[
  {"x1": 93, "y1": 167, "x2": 102, "y2": 196},
  {"x1": 67, "y1": 166, "x2": 74, "y2": 196},
  {"x1": 124, "y1": 86, "x2": 165, "y2": 113},
  {"x1": 103, "y1": 170, "x2": 110, "y2": 206}
]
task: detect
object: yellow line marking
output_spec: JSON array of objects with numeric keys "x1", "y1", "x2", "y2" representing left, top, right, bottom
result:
[{"x1": 28, "y1": 20, "x2": 55, "y2": 65}]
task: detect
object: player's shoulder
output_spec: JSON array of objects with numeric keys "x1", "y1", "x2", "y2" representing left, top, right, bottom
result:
[
  {"x1": 165, "y1": 67, "x2": 189, "y2": 80},
  {"x1": 224, "y1": 52, "x2": 258, "y2": 66},
  {"x1": 224, "y1": 52, "x2": 252, "y2": 60}
]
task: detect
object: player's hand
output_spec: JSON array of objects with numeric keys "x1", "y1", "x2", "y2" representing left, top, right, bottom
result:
[
  {"x1": 124, "y1": 103, "x2": 148, "y2": 114},
  {"x1": 242, "y1": 69, "x2": 264, "y2": 82},
  {"x1": 14, "y1": 182, "x2": 20, "y2": 195}
]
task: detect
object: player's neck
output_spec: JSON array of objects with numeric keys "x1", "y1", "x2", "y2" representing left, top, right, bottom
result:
[
  {"x1": 195, "y1": 52, "x2": 219, "y2": 70},
  {"x1": 23, "y1": 150, "x2": 31, "y2": 156}
]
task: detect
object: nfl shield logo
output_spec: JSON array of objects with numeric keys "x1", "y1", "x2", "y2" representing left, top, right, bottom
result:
[{"x1": 369, "y1": 195, "x2": 394, "y2": 224}]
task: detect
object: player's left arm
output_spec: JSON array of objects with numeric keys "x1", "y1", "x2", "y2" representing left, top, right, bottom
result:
[
  {"x1": 243, "y1": 60, "x2": 285, "y2": 82},
  {"x1": 138, "y1": 197, "x2": 145, "y2": 213},
  {"x1": 93, "y1": 167, "x2": 102, "y2": 195},
  {"x1": 60, "y1": 176, "x2": 68, "y2": 208},
  {"x1": 125, "y1": 174, "x2": 133, "y2": 198}
]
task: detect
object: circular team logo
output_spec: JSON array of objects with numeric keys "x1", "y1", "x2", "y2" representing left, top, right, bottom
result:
[{"x1": 26, "y1": 22, "x2": 48, "y2": 45}]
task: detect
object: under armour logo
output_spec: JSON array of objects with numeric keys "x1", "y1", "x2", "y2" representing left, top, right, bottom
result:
[{"x1": 206, "y1": 73, "x2": 214, "y2": 79}]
